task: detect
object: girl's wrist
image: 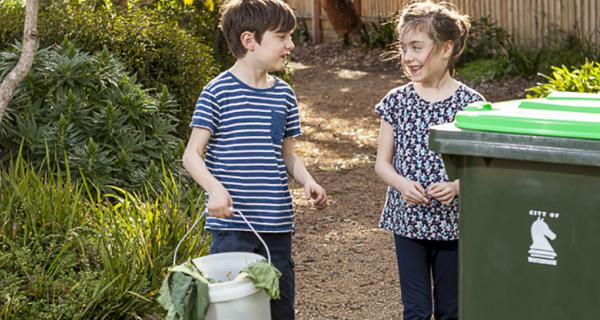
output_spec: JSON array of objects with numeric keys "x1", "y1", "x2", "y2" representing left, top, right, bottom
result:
[{"x1": 452, "y1": 180, "x2": 460, "y2": 195}]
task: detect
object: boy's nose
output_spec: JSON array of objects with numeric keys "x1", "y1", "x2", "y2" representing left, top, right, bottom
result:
[{"x1": 286, "y1": 39, "x2": 295, "y2": 51}]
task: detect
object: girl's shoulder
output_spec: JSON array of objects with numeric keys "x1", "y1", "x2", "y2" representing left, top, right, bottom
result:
[
  {"x1": 381, "y1": 83, "x2": 417, "y2": 101},
  {"x1": 456, "y1": 83, "x2": 486, "y2": 103}
]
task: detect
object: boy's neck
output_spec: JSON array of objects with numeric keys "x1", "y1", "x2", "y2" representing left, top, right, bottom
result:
[{"x1": 230, "y1": 60, "x2": 274, "y2": 89}]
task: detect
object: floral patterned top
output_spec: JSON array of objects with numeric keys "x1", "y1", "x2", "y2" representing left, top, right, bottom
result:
[{"x1": 376, "y1": 82, "x2": 484, "y2": 240}]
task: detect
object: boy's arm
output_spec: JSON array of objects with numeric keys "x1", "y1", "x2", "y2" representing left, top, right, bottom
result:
[
  {"x1": 374, "y1": 120, "x2": 429, "y2": 205},
  {"x1": 282, "y1": 138, "x2": 327, "y2": 210},
  {"x1": 182, "y1": 128, "x2": 233, "y2": 218}
]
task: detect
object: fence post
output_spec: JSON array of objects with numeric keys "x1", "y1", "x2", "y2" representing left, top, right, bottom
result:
[
  {"x1": 353, "y1": 0, "x2": 361, "y2": 18},
  {"x1": 312, "y1": 0, "x2": 323, "y2": 44}
]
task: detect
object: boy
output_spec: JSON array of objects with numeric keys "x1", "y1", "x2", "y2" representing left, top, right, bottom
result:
[{"x1": 181, "y1": 1, "x2": 328, "y2": 319}]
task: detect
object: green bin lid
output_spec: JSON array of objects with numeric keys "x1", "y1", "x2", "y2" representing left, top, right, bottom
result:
[{"x1": 455, "y1": 91, "x2": 600, "y2": 140}]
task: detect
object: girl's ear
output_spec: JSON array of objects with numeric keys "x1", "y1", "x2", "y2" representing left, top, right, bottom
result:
[
  {"x1": 442, "y1": 40, "x2": 454, "y2": 59},
  {"x1": 240, "y1": 31, "x2": 256, "y2": 52}
]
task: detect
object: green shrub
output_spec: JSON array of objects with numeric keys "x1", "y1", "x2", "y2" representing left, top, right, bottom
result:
[
  {"x1": 456, "y1": 58, "x2": 507, "y2": 82},
  {"x1": 526, "y1": 60, "x2": 600, "y2": 98},
  {"x1": 0, "y1": 41, "x2": 182, "y2": 190},
  {"x1": 0, "y1": 154, "x2": 207, "y2": 319},
  {"x1": 0, "y1": 2, "x2": 220, "y2": 135},
  {"x1": 461, "y1": 15, "x2": 509, "y2": 63},
  {"x1": 359, "y1": 15, "x2": 397, "y2": 50}
]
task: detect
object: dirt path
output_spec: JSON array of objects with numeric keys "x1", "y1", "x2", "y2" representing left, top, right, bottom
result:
[
  {"x1": 288, "y1": 43, "x2": 536, "y2": 320},
  {"x1": 289, "y1": 46, "x2": 404, "y2": 320}
]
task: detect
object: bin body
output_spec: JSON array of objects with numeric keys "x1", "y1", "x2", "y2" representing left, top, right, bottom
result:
[{"x1": 429, "y1": 92, "x2": 600, "y2": 319}]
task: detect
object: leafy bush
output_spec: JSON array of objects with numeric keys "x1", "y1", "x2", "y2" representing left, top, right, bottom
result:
[
  {"x1": 0, "y1": 41, "x2": 182, "y2": 190},
  {"x1": 1, "y1": 2, "x2": 220, "y2": 135},
  {"x1": 456, "y1": 58, "x2": 507, "y2": 82},
  {"x1": 526, "y1": 60, "x2": 600, "y2": 98},
  {"x1": 456, "y1": 16, "x2": 600, "y2": 80},
  {"x1": 359, "y1": 15, "x2": 397, "y2": 50},
  {"x1": 461, "y1": 15, "x2": 509, "y2": 63},
  {"x1": 0, "y1": 154, "x2": 207, "y2": 319}
]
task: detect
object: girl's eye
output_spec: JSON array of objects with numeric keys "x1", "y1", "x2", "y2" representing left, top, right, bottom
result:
[{"x1": 414, "y1": 47, "x2": 422, "y2": 51}]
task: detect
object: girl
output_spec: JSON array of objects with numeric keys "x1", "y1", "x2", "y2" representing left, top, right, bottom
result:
[{"x1": 374, "y1": 2, "x2": 484, "y2": 319}]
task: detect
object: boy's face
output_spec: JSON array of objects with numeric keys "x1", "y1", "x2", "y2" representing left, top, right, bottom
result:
[
  {"x1": 400, "y1": 29, "x2": 451, "y2": 83},
  {"x1": 248, "y1": 30, "x2": 295, "y2": 72}
]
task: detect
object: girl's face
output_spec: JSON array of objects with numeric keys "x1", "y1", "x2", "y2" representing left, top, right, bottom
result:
[{"x1": 400, "y1": 28, "x2": 452, "y2": 83}]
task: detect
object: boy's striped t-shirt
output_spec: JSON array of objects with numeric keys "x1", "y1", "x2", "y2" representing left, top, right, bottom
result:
[{"x1": 190, "y1": 71, "x2": 301, "y2": 233}]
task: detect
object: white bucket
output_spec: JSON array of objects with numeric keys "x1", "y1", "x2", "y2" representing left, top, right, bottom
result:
[{"x1": 192, "y1": 252, "x2": 271, "y2": 320}]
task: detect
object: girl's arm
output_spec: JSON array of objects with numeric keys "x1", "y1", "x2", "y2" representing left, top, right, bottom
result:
[
  {"x1": 282, "y1": 138, "x2": 327, "y2": 210},
  {"x1": 181, "y1": 128, "x2": 233, "y2": 218},
  {"x1": 375, "y1": 120, "x2": 428, "y2": 205}
]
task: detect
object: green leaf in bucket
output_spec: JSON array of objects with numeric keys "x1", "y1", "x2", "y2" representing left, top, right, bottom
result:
[
  {"x1": 158, "y1": 261, "x2": 210, "y2": 320},
  {"x1": 240, "y1": 261, "x2": 282, "y2": 300}
]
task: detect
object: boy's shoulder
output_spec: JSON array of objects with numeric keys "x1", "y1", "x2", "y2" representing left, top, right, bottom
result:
[
  {"x1": 202, "y1": 71, "x2": 236, "y2": 95},
  {"x1": 272, "y1": 76, "x2": 295, "y2": 95}
]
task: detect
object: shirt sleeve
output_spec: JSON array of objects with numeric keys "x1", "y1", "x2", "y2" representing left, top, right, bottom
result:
[
  {"x1": 190, "y1": 90, "x2": 220, "y2": 134},
  {"x1": 375, "y1": 89, "x2": 397, "y2": 126},
  {"x1": 284, "y1": 92, "x2": 302, "y2": 138}
]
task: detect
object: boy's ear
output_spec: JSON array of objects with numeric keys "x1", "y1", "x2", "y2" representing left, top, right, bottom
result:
[{"x1": 240, "y1": 31, "x2": 256, "y2": 51}]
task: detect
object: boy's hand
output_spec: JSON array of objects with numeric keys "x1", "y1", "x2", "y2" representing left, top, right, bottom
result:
[
  {"x1": 427, "y1": 181, "x2": 459, "y2": 205},
  {"x1": 207, "y1": 186, "x2": 234, "y2": 218},
  {"x1": 304, "y1": 181, "x2": 327, "y2": 210},
  {"x1": 398, "y1": 179, "x2": 429, "y2": 205}
]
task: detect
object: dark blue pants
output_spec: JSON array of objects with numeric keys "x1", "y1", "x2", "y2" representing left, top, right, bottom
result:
[
  {"x1": 210, "y1": 230, "x2": 295, "y2": 320},
  {"x1": 394, "y1": 235, "x2": 458, "y2": 320}
]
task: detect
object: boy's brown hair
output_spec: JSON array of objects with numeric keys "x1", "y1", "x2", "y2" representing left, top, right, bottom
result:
[
  {"x1": 220, "y1": 0, "x2": 296, "y2": 58},
  {"x1": 397, "y1": 1, "x2": 471, "y2": 76}
]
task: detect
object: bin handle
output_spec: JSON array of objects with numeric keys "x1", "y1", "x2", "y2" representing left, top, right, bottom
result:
[{"x1": 172, "y1": 209, "x2": 271, "y2": 266}]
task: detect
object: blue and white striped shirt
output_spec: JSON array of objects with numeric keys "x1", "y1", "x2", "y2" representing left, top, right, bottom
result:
[{"x1": 191, "y1": 71, "x2": 301, "y2": 233}]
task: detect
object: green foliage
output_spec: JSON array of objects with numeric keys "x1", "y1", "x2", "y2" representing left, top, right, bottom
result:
[
  {"x1": 292, "y1": 18, "x2": 311, "y2": 45},
  {"x1": 0, "y1": 2, "x2": 221, "y2": 135},
  {"x1": 526, "y1": 60, "x2": 600, "y2": 98},
  {"x1": 0, "y1": 153, "x2": 208, "y2": 319},
  {"x1": 461, "y1": 15, "x2": 509, "y2": 63},
  {"x1": 0, "y1": 41, "x2": 182, "y2": 190},
  {"x1": 155, "y1": 0, "x2": 233, "y2": 68},
  {"x1": 456, "y1": 16, "x2": 600, "y2": 81},
  {"x1": 456, "y1": 58, "x2": 507, "y2": 82},
  {"x1": 359, "y1": 15, "x2": 397, "y2": 50}
]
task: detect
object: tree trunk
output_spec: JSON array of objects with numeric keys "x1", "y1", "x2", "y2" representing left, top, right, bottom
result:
[
  {"x1": 319, "y1": 0, "x2": 363, "y2": 39},
  {"x1": 0, "y1": 0, "x2": 38, "y2": 125}
]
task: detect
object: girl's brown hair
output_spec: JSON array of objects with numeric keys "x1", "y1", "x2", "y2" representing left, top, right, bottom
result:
[{"x1": 396, "y1": 1, "x2": 471, "y2": 76}]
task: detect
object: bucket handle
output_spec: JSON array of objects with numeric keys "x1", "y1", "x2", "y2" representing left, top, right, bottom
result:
[{"x1": 173, "y1": 209, "x2": 271, "y2": 266}]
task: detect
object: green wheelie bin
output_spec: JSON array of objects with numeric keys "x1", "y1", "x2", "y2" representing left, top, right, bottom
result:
[{"x1": 429, "y1": 91, "x2": 600, "y2": 319}]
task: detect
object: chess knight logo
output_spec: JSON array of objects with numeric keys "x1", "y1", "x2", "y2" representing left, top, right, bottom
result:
[{"x1": 528, "y1": 210, "x2": 559, "y2": 266}]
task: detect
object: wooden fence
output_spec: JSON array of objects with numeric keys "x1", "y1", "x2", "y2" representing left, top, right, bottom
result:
[{"x1": 287, "y1": 0, "x2": 600, "y2": 45}]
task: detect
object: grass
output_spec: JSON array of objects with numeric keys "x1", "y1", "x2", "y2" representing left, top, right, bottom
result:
[{"x1": 0, "y1": 152, "x2": 209, "y2": 319}]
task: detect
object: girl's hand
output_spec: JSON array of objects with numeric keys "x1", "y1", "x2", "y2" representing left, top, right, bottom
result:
[
  {"x1": 304, "y1": 181, "x2": 328, "y2": 210},
  {"x1": 427, "y1": 180, "x2": 459, "y2": 205},
  {"x1": 398, "y1": 180, "x2": 429, "y2": 205},
  {"x1": 207, "y1": 186, "x2": 234, "y2": 218}
]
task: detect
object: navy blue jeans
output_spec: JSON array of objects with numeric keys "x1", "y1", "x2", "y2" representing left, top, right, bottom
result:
[
  {"x1": 210, "y1": 230, "x2": 295, "y2": 320},
  {"x1": 394, "y1": 235, "x2": 458, "y2": 320}
]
